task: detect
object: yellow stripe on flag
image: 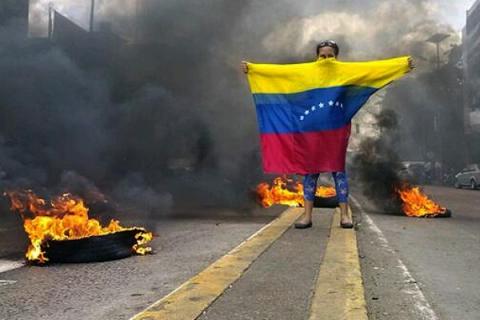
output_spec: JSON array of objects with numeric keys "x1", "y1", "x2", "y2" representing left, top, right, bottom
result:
[{"x1": 247, "y1": 56, "x2": 410, "y2": 94}]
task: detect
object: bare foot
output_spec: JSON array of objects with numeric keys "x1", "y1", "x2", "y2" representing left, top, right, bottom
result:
[
  {"x1": 340, "y1": 211, "x2": 353, "y2": 228},
  {"x1": 340, "y1": 213, "x2": 352, "y2": 224},
  {"x1": 297, "y1": 213, "x2": 312, "y2": 224}
]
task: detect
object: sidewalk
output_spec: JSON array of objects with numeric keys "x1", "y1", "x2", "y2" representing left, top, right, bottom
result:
[{"x1": 130, "y1": 207, "x2": 367, "y2": 320}]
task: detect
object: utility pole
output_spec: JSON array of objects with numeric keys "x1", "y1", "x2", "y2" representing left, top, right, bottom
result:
[
  {"x1": 426, "y1": 33, "x2": 450, "y2": 183},
  {"x1": 135, "y1": 0, "x2": 139, "y2": 42},
  {"x1": 89, "y1": 0, "x2": 95, "y2": 32},
  {"x1": 48, "y1": 3, "x2": 54, "y2": 39}
]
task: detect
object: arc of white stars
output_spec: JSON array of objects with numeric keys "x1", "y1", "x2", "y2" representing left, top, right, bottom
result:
[{"x1": 300, "y1": 100, "x2": 343, "y2": 121}]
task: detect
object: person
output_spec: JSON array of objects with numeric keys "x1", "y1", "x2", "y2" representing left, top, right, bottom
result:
[{"x1": 242, "y1": 40, "x2": 414, "y2": 229}]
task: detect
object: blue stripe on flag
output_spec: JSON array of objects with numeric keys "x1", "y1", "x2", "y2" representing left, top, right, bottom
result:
[{"x1": 253, "y1": 85, "x2": 378, "y2": 134}]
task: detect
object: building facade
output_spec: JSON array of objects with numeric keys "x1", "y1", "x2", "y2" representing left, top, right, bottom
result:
[
  {"x1": 464, "y1": 0, "x2": 480, "y2": 132},
  {"x1": 463, "y1": 0, "x2": 480, "y2": 163}
]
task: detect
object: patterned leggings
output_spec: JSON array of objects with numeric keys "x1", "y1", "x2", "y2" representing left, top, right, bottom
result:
[{"x1": 303, "y1": 172, "x2": 349, "y2": 203}]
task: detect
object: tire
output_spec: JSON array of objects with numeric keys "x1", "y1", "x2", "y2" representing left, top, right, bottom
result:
[
  {"x1": 454, "y1": 181, "x2": 461, "y2": 189},
  {"x1": 431, "y1": 209, "x2": 452, "y2": 218},
  {"x1": 313, "y1": 196, "x2": 339, "y2": 208},
  {"x1": 471, "y1": 179, "x2": 477, "y2": 190},
  {"x1": 41, "y1": 229, "x2": 144, "y2": 264}
]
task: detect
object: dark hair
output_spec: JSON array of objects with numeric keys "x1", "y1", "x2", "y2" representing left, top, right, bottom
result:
[{"x1": 316, "y1": 40, "x2": 339, "y2": 57}]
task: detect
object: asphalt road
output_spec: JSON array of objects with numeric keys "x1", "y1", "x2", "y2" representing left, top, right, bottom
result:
[
  {"x1": 198, "y1": 210, "x2": 332, "y2": 320},
  {"x1": 1, "y1": 186, "x2": 478, "y2": 320},
  {"x1": 355, "y1": 186, "x2": 480, "y2": 320},
  {"x1": 0, "y1": 206, "x2": 283, "y2": 320}
]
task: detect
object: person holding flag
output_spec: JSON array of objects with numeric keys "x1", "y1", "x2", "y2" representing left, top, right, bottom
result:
[{"x1": 242, "y1": 40, "x2": 414, "y2": 229}]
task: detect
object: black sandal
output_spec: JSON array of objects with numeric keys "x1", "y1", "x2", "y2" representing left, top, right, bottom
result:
[
  {"x1": 295, "y1": 221, "x2": 312, "y2": 229},
  {"x1": 340, "y1": 220, "x2": 353, "y2": 229}
]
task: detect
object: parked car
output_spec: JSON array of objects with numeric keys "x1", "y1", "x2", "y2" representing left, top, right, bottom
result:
[{"x1": 454, "y1": 164, "x2": 480, "y2": 190}]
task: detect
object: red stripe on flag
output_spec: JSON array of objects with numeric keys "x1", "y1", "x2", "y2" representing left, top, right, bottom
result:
[{"x1": 260, "y1": 124, "x2": 351, "y2": 174}]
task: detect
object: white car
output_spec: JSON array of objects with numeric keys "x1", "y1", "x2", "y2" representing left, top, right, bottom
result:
[{"x1": 454, "y1": 164, "x2": 480, "y2": 190}]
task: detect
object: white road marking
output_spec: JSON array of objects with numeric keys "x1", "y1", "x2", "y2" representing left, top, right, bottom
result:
[
  {"x1": 350, "y1": 196, "x2": 439, "y2": 320},
  {"x1": 0, "y1": 260, "x2": 24, "y2": 274},
  {"x1": 0, "y1": 280, "x2": 17, "y2": 286}
]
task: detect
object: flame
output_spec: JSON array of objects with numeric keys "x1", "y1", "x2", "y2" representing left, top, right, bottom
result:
[
  {"x1": 5, "y1": 190, "x2": 153, "y2": 263},
  {"x1": 256, "y1": 176, "x2": 336, "y2": 208},
  {"x1": 396, "y1": 185, "x2": 447, "y2": 217}
]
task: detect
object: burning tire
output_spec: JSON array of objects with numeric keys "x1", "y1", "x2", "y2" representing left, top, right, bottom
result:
[
  {"x1": 42, "y1": 229, "x2": 145, "y2": 264},
  {"x1": 421, "y1": 209, "x2": 452, "y2": 218},
  {"x1": 5, "y1": 190, "x2": 153, "y2": 264},
  {"x1": 313, "y1": 196, "x2": 339, "y2": 208}
]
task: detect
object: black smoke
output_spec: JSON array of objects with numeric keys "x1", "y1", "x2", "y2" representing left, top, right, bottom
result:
[
  {"x1": 0, "y1": 0, "x2": 467, "y2": 222},
  {"x1": 0, "y1": 1, "x2": 281, "y2": 220},
  {"x1": 351, "y1": 109, "x2": 405, "y2": 213},
  {"x1": 351, "y1": 44, "x2": 465, "y2": 213}
]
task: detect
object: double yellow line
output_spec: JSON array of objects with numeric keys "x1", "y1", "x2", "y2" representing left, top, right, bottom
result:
[
  {"x1": 309, "y1": 207, "x2": 368, "y2": 320},
  {"x1": 130, "y1": 206, "x2": 367, "y2": 320}
]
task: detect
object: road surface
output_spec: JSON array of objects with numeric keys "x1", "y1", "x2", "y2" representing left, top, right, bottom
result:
[{"x1": 1, "y1": 186, "x2": 478, "y2": 319}]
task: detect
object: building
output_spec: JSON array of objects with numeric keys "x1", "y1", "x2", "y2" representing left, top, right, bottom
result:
[
  {"x1": 464, "y1": 0, "x2": 480, "y2": 132},
  {"x1": 463, "y1": 0, "x2": 480, "y2": 162},
  {"x1": 50, "y1": 10, "x2": 125, "y2": 68}
]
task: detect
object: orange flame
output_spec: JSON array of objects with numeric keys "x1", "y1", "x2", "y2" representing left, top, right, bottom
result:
[
  {"x1": 256, "y1": 176, "x2": 336, "y2": 208},
  {"x1": 396, "y1": 185, "x2": 447, "y2": 217},
  {"x1": 5, "y1": 190, "x2": 153, "y2": 263}
]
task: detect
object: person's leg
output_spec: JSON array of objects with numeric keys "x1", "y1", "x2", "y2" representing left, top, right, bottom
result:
[
  {"x1": 296, "y1": 173, "x2": 319, "y2": 226},
  {"x1": 332, "y1": 171, "x2": 352, "y2": 226}
]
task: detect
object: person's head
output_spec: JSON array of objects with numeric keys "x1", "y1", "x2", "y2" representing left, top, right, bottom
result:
[{"x1": 316, "y1": 40, "x2": 339, "y2": 59}]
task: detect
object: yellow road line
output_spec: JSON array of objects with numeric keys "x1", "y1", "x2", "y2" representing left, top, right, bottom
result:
[
  {"x1": 309, "y1": 206, "x2": 368, "y2": 320},
  {"x1": 130, "y1": 207, "x2": 303, "y2": 320}
]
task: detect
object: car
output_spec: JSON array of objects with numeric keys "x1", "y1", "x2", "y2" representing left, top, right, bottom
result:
[{"x1": 454, "y1": 164, "x2": 480, "y2": 190}]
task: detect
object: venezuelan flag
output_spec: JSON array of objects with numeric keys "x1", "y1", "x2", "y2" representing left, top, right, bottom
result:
[{"x1": 246, "y1": 56, "x2": 410, "y2": 174}]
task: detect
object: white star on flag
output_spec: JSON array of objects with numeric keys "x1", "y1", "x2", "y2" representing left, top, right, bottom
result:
[
  {"x1": 336, "y1": 101, "x2": 340, "y2": 106},
  {"x1": 305, "y1": 110, "x2": 309, "y2": 115},
  {"x1": 319, "y1": 103, "x2": 324, "y2": 108},
  {"x1": 311, "y1": 106, "x2": 316, "y2": 111},
  {"x1": 328, "y1": 100, "x2": 334, "y2": 106}
]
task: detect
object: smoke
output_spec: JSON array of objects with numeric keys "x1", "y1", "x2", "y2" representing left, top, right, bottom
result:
[
  {"x1": 2, "y1": 1, "x2": 264, "y2": 218},
  {"x1": 0, "y1": 0, "x2": 469, "y2": 220},
  {"x1": 29, "y1": 0, "x2": 92, "y2": 36},
  {"x1": 351, "y1": 110, "x2": 405, "y2": 213},
  {"x1": 261, "y1": 0, "x2": 459, "y2": 61},
  {"x1": 471, "y1": 110, "x2": 480, "y2": 124}
]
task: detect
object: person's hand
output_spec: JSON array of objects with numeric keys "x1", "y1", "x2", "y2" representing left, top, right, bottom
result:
[
  {"x1": 408, "y1": 57, "x2": 416, "y2": 71},
  {"x1": 241, "y1": 60, "x2": 249, "y2": 74}
]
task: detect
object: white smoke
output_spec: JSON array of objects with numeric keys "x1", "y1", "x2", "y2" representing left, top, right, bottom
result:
[
  {"x1": 29, "y1": 0, "x2": 136, "y2": 37},
  {"x1": 29, "y1": 0, "x2": 91, "y2": 36},
  {"x1": 261, "y1": 0, "x2": 459, "y2": 62}
]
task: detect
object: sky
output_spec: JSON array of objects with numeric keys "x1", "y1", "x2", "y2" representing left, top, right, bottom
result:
[
  {"x1": 28, "y1": 0, "x2": 479, "y2": 37},
  {"x1": 441, "y1": 0, "x2": 477, "y2": 31}
]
